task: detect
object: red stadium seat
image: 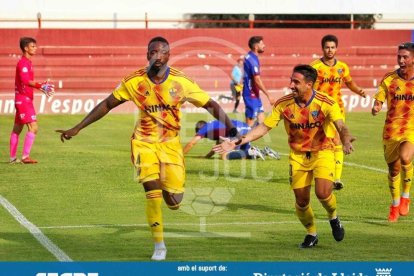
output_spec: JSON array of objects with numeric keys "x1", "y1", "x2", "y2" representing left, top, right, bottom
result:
[{"x1": 0, "y1": 41, "x2": 398, "y2": 93}]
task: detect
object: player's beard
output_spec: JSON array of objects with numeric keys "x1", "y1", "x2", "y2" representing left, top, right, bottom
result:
[{"x1": 148, "y1": 59, "x2": 168, "y2": 79}]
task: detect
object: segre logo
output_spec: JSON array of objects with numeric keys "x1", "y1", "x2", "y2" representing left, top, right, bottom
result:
[{"x1": 36, "y1": 273, "x2": 99, "y2": 276}]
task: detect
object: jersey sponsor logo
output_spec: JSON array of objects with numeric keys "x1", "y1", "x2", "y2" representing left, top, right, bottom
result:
[
  {"x1": 144, "y1": 104, "x2": 178, "y2": 113},
  {"x1": 394, "y1": 94, "x2": 414, "y2": 101},
  {"x1": 321, "y1": 76, "x2": 341, "y2": 84},
  {"x1": 290, "y1": 121, "x2": 322, "y2": 129}
]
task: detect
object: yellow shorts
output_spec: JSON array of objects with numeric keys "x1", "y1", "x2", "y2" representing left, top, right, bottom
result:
[
  {"x1": 383, "y1": 139, "x2": 414, "y2": 164},
  {"x1": 131, "y1": 136, "x2": 185, "y2": 193},
  {"x1": 289, "y1": 150, "x2": 335, "y2": 190}
]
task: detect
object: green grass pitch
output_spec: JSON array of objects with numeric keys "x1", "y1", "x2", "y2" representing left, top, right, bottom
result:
[{"x1": 0, "y1": 111, "x2": 413, "y2": 261}]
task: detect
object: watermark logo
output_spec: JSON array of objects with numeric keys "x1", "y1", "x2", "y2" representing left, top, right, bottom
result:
[
  {"x1": 165, "y1": 187, "x2": 250, "y2": 238},
  {"x1": 181, "y1": 187, "x2": 234, "y2": 218}
]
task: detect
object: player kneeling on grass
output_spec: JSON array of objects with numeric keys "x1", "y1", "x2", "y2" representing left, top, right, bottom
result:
[
  {"x1": 56, "y1": 36, "x2": 239, "y2": 261},
  {"x1": 184, "y1": 119, "x2": 280, "y2": 160},
  {"x1": 184, "y1": 119, "x2": 251, "y2": 160},
  {"x1": 214, "y1": 64, "x2": 355, "y2": 248}
]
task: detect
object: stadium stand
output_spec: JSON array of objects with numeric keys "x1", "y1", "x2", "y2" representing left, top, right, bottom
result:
[{"x1": 0, "y1": 29, "x2": 408, "y2": 94}]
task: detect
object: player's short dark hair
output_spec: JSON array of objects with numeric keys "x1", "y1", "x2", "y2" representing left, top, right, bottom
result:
[
  {"x1": 195, "y1": 120, "x2": 207, "y2": 133},
  {"x1": 321, "y1": 34, "x2": 338, "y2": 48},
  {"x1": 398, "y1": 42, "x2": 414, "y2": 54},
  {"x1": 19, "y1": 37, "x2": 36, "y2": 52},
  {"x1": 248, "y1": 36, "x2": 263, "y2": 50},
  {"x1": 148, "y1": 36, "x2": 169, "y2": 50},
  {"x1": 293, "y1": 64, "x2": 317, "y2": 84}
]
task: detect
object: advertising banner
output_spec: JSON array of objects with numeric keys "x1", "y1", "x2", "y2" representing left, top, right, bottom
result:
[{"x1": 0, "y1": 89, "x2": 379, "y2": 115}]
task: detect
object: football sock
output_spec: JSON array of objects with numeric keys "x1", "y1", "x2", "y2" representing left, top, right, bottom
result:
[
  {"x1": 334, "y1": 145, "x2": 344, "y2": 181},
  {"x1": 402, "y1": 163, "x2": 413, "y2": 196},
  {"x1": 319, "y1": 193, "x2": 337, "y2": 220},
  {"x1": 388, "y1": 174, "x2": 401, "y2": 206},
  {"x1": 146, "y1": 189, "x2": 164, "y2": 243},
  {"x1": 9, "y1": 132, "x2": 19, "y2": 159},
  {"x1": 22, "y1": 131, "x2": 36, "y2": 159},
  {"x1": 295, "y1": 203, "x2": 316, "y2": 234},
  {"x1": 154, "y1": 241, "x2": 166, "y2": 250}
]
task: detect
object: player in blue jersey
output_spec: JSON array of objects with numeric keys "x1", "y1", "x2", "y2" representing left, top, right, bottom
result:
[
  {"x1": 183, "y1": 120, "x2": 252, "y2": 159},
  {"x1": 243, "y1": 36, "x2": 275, "y2": 127}
]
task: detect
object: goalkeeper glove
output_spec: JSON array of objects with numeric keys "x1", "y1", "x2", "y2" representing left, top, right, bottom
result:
[{"x1": 35, "y1": 81, "x2": 55, "y2": 97}]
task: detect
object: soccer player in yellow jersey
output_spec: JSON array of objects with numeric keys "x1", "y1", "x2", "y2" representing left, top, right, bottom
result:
[
  {"x1": 56, "y1": 37, "x2": 239, "y2": 260},
  {"x1": 311, "y1": 34, "x2": 366, "y2": 190},
  {"x1": 372, "y1": 42, "x2": 414, "y2": 222},
  {"x1": 214, "y1": 64, "x2": 355, "y2": 248}
]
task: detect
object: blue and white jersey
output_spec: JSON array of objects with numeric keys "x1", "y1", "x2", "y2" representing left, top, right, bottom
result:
[
  {"x1": 197, "y1": 120, "x2": 250, "y2": 141},
  {"x1": 243, "y1": 51, "x2": 261, "y2": 99}
]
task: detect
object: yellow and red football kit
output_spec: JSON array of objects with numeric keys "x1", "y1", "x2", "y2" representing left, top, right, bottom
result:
[
  {"x1": 311, "y1": 58, "x2": 352, "y2": 183},
  {"x1": 113, "y1": 67, "x2": 210, "y2": 193},
  {"x1": 374, "y1": 69, "x2": 414, "y2": 164},
  {"x1": 310, "y1": 58, "x2": 352, "y2": 116},
  {"x1": 264, "y1": 91, "x2": 343, "y2": 189}
]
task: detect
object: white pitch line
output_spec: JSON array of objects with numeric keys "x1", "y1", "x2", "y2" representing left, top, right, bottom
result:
[
  {"x1": 0, "y1": 194, "x2": 72, "y2": 262},
  {"x1": 344, "y1": 161, "x2": 388, "y2": 174},
  {"x1": 39, "y1": 221, "x2": 296, "y2": 229},
  {"x1": 38, "y1": 217, "x2": 414, "y2": 230}
]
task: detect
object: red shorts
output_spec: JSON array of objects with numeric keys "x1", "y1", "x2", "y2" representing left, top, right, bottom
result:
[{"x1": 14, "y1": 95, "x2": 37, "y2": 124}]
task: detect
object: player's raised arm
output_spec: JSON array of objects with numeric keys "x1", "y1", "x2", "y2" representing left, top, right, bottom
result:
[
  {"x1": 333, "y1": 119, "x2": 356, "y2": 155},
  {"x1": 213, "y1": 123, "x2": 271, "y2": 154},
  {"x1": 202, "y1": 99, "x2": 239, "y2": 138},
  {"x1": 56, "y1": 94, "x2": 124, "y2": 142},
  {"x1": 345, "y1": 80, "x2": 366, "y2": 98}
]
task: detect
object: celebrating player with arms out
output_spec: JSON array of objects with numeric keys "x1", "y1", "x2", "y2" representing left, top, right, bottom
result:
[
  {"x1": 214, "y1": 65, "x2": 355, "y2": 248},
  {"x1": 10, "y1": 37, "x2": 54, "y2": 164},
  {"x1": 56, "y1": 37, "x2": 239, "y2": 261},
  {"x1": 372, "y1": 42, "x2": 414, "y2": 222},
  {"x1": 311, "y1": 34, "x2": 365, "y2": 190}
]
